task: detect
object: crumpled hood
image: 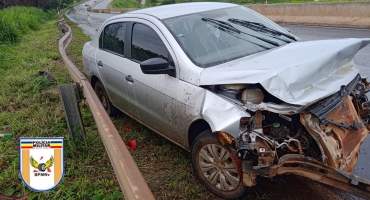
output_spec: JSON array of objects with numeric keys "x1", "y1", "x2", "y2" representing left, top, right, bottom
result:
[{"x1": 199, "y1": 38, "x2": 370, "y2": 106}]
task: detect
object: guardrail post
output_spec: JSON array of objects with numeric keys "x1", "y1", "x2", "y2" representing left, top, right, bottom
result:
[{"x1": 58, "y1": 83, "x2": 86, "y2": 144}]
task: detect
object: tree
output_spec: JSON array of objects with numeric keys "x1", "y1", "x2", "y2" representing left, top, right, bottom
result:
[{"x1": 0, "y1": 0, "x2": 80, "y2": 10}]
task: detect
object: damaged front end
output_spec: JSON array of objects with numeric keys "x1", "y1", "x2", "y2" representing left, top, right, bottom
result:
[{"x1": 216, "y1": 75, "x2": 370, "y2": 198}]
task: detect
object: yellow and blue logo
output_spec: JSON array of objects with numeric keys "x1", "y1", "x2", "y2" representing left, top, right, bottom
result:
[{"x1": 19, "y1": 138, "x2": 64, "y2": 192}]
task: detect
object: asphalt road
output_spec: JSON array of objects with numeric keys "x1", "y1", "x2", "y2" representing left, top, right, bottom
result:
[
  {"x1": 66, "y1": 1, "x2": 116, "y2": 37},
  {"x1": 281, "y1": 24, "x2": 370, "y2": 79},
  {"x1": 92, "y1": 0, "x2": 112, "y2": 9},
  {"x1": 65, "y1": 2, "x2": 370, "y2": 199}
]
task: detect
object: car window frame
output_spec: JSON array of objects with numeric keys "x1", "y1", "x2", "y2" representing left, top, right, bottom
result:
[
  {"x1": 97, "y1": 17, "x2": 179, "y2": 78},
  {"x1": 99, "y1": 21, "x2": 128, "y2": 58},
  {"x1": 123, "y1": 18, "x2": 178, "y2": 78},
  {"x1": 129, "y1": 22, "x2": 170, "y2": 64}
]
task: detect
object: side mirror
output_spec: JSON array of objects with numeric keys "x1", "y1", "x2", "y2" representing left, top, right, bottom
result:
[
  {"x1": 284, "y1": 27, "x2": 291, "y2": 33},
  {"x1": 140, "y1": 57, "x2": 175, "y2": 75}
]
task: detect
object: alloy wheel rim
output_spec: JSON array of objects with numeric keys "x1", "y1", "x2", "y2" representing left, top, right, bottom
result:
[{"x1": 198, "y1": 144, "x2": 240, "y2": 191}]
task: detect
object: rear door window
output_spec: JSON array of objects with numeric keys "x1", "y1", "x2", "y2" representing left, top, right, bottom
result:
[{"x1": 100, "y1": 22, "x2": 126, "y2": 56}]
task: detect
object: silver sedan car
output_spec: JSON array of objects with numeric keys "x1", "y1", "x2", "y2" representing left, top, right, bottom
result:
[{"x1": 82, "y1": 2, "x2": 370, "y2": 199}]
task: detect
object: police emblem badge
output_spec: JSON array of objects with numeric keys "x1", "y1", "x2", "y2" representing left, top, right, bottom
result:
[{"x1": 19, "y1": 138, "x2": 64, "y2": 192}]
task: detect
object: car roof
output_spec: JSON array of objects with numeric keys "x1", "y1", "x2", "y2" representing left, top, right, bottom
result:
[{"x1": 123, "y1": 2, "x2": 238, "y2": 19}]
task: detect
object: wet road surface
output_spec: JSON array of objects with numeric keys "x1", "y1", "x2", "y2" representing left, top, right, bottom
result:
[
  {"x1": 65, "y1": 2, "x2": 370, "y2": 199},
  {"x1": 93, "y1": 0, "x2": 112, "y2": 9},
  {"x1": 281, "y1": 24, "x2": 370, "y2": 79},
  {"x1": 66, "y1": 1, "x2": 115, "y2": 37}
]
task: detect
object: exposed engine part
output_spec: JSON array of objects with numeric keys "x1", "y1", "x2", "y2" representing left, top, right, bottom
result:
[
  {"x1": 218, "y1": 84, "x2": 247, "y2": 99},
  {"x1": 216, "y1": 84, "x2": 265, "y2": 105},
  {"x1": 270, "y1": 123, "x2": 290, "y2": 138},
  {"x1": 236, "y1": 110, "x2": 322, "y2": 172},
  {"x1": 298, "y1": 134, "x2": 309, "y2": 150},
  {"x1": 352, "y1": 78, "x2": 370, "y2": 126},
  {"x1": 353, "y1": 78, "x2": 370, "y2": 97},
  {"x1": 242, "y1": 160, "x2": 257, "y2": 187},
  {"x1": 255, "y1": 151, "x2": 275, "y2": 169},
  {"x1": 263, "y1": 112, "x2": 300, "y2": 139},
  {"x1": 253, "y1": 110, "x2": 263, "y2": 129},
  {"x1": 245, "y1": 131, "x2": 304, "y2": 155},
  {"x1": 220, "y1": 84, "x2": 249, "y2": 90},
  {"x1": 241, "y1": 87, "x2": 264, "y2": 104}
]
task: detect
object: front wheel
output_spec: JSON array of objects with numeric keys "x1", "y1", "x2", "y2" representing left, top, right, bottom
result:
[{"x1": 191, "y1": 130, "x2": 251, "y2": 200}]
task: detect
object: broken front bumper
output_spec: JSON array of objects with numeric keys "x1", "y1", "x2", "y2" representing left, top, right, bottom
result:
[{"x1": 303, "y1": 74, "x2": 370, "y2": 173}]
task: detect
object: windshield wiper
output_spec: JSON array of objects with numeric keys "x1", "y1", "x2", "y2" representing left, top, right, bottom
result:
[
  {"x1": 202, "y1": 18, "x2": 279, "y2": 47},
  {"x1": 228, "y1": 18, "x2": 297, "y2": 41}
]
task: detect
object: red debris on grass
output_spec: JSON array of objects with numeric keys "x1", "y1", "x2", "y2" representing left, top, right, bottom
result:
[
  {"x1": 126, "y1": 140, "x2": 137, "y2": 149},
  {"x1": 123, "y1": 126, "x2": 133, "y2": 131}
]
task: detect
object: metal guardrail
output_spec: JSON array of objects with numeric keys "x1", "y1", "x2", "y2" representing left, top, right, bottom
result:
[{"x1": 57, "y1": 12, "x2": 155, "y2": 200}]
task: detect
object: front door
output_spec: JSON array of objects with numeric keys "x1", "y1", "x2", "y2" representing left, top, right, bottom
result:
[{"x1": 124, "y1": 21, "x2": 182, "y2": 141}]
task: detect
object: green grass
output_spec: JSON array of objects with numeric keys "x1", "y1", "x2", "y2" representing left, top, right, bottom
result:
[
  {"x1": 0, "y1": 11, "x2": 124, "y2": 199},
  {"x1": 111, "y1": 0, "x2": 370, "y2": 8},
  {"x1": 110, "y1": 0, "x2": 141, "y2": 8},
  {"x1": 0, "y1": 7, "x2": 53, "y2": 44}
]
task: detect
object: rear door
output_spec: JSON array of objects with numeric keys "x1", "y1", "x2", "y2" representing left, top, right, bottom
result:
[{"x1": 95, "y1": 21, "x2": 135, "y2": 115}]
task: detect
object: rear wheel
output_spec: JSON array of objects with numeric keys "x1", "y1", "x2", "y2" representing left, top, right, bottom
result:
[
  {"x1": 191, "y1": 130, "x2": 251, "y2": 200},
  {"x1": 94, "y1": 80, "x2": 119, "y2": 117}
]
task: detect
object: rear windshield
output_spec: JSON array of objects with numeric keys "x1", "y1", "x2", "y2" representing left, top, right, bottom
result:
[{"x1": 162, "y1": 6, "x2": 295, "y2": 68}]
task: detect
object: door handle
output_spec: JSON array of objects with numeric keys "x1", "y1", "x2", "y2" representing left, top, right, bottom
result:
[
  {"x1": 97, "y1": 61, "x2": 103, "y2": 67},
  {"x1": 125, "y1": 75, "x2": 134, "y2": 83}
]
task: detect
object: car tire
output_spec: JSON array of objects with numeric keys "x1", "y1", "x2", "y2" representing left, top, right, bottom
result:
[
  {"x1": 191, "y1": 129, "x2": 251, "y2": 200},
  {"x1": 94, "y1": 80, "x2": 119, "y2": 117}
]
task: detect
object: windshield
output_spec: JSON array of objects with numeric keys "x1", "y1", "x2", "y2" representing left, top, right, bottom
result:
[{"x1": 162, "y1": 6, "x2": 296, "y2": 68}]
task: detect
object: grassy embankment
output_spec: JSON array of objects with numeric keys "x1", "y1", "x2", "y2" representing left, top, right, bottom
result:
[
  {"x1": 110, "y1": 0, "x2": 141, "y2": 8},
  {"x1": 0, "y1": 6, "x2": 123, "y2": 200},
  {"x1": 110, "y1": 0, "x2": 370, "y2": 8},
  {"x1": 0, "y1": 5, "x2": 221, "y2": 200}
]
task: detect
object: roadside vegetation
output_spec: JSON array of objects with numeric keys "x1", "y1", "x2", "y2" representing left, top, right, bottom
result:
[
  {"x1": 110, "y1": 0, "x2": 141, "y2": 8},
  {"x1": 110, "y1": 0, "x2": 370, "y2": 8},
  {"x1": 0, "y1": 7, "x2": 126, "y2": 199},
  {"x1": 0, "y1": 0, "x2": 78, "y2": 10},
  {"x1": 0, "y1": 7, "x2": 52, "y2": 44}
]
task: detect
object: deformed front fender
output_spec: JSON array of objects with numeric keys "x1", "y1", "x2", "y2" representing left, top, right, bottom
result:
[{"x1": 201, "y1": 91, "x2": 250, "y2": 138}]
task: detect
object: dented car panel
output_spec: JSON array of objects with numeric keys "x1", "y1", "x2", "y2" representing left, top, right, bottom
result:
[
  {"x1": 201, "y1": 91, "x2": 250, "y2": 138},
  {"x1": 199, "y1": 38, "x2": 370, "y2": 106},
  {"x1": 230, "y1": 76, "x2": 370, "y2": 198}
]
